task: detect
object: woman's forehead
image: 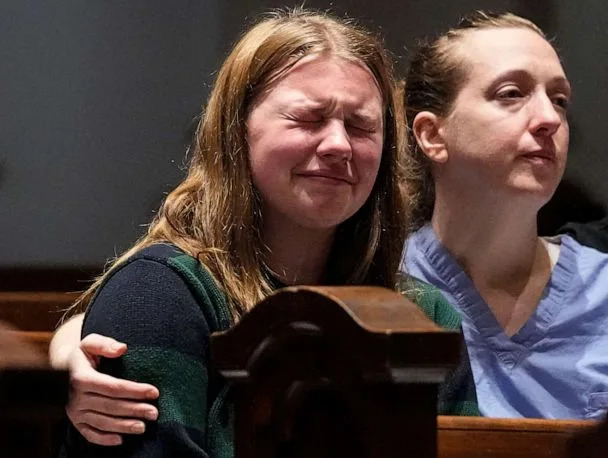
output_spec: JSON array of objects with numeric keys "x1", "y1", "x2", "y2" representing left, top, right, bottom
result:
[
  {"x1": 281, "y1": 53, "x2": 379, "y2": 86},
  {"x1": 457, "y1": 28, "x2": 565, "y2": 78},
  {"x1": 258, "y1": 53, "x2": 384, "y2": 107}
]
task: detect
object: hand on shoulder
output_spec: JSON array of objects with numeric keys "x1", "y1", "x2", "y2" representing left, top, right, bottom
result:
[{"x1": 66, "y1": 333, "x2": 160, "y2": 446}]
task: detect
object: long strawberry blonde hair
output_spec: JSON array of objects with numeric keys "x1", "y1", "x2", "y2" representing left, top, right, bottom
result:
[{"x1": 73, "y1": 8, "x2": 409, "y2": 320}]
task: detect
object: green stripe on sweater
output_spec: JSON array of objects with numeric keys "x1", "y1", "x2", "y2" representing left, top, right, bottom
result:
[
  {"x1": 122, "y1": 347, "x2": 208, "y2": 431},
  {"x1": 397, "y1": 274, "x2": 462, "y2": 330},
  {"x1": 168, "y1": 254, "x2": 233, "y2": 330}
]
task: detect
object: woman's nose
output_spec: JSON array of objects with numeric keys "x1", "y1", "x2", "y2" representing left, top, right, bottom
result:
[
  {"x1": 528, "y1": 93, "x2": 562, "y2": 137},
  {"x1": 316, "y1": 120, "x2": 353, "y2": 161}
]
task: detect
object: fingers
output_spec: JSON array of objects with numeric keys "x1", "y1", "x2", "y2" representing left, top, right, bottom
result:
[
  {"x1": 68, "y1": 338, "x2": 160, "y2": 401},
  {"x1": 70, "y1": 410, "x2": 147, "y2": 436},
  {"x1": 75, "y1": 424, "x2": 124, "y2": 447},
  {"x1": 67, "y1": 397, "x2": 154, "y2": 445},
  {"x1": 71, "y1": 369, "x2": 159, "y2": 400},
  {"x1": 72, "y1": 393, "x2": 158, "y2": 420},
  {"x1": 65, "y1": 333, "x2": 162, "y2": 446},
  {"x1": 80, "y1": 333, "x2": 128, "y2": 359}
]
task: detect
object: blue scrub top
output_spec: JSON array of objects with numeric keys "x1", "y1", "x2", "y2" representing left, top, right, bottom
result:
[{"x1": 403, "y1": 224, "x2": 608, "y2": 419}]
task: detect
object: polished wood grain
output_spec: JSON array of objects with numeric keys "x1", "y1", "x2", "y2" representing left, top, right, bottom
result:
[
  {"x1": 0, "y1": 322, "x2": 68, "y2": 458},
  {"x1": 438, "y1": 416, "x2": 597, "y2": 458},
  {"x1": 4, "y1": 330, "x2": 54, "y2": 355},
  {"x1": 3, "y1": 288, "x2": 607, "y2": 457},
  {"x1": 0, "y1": 291, "x2": 77, "y2": 331},
  {"x1": 212, "y1": 286, "x2": 461, "y2": 458}
]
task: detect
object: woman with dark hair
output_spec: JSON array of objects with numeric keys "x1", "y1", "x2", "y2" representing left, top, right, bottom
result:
[
  {"x1": 403, "y1": 11, "x2": 608, "y2": 419},
  {"x1": 558, "y1": 216, "x2": 608, "y2": 253},
  {"x1": 52, "y1": 9, "x2": 473, "y2": 456}
]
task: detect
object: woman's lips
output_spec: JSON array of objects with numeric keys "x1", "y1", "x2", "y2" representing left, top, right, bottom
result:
[
  {"x1": 297, "y1": 171, "x2": 354, "y2": 184},
  {"x1": 521, "y1": 150, "x2": 556, "y2": 163}
]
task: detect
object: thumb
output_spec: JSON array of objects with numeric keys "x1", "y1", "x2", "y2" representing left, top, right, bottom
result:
[{"x1": 80, "y1": 333, "x2": 128, "y2": 359}]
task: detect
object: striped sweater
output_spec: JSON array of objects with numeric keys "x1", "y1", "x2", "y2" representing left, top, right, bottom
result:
[{"x1": 60, "y1": 244, "x2": 477, "y2": 458}]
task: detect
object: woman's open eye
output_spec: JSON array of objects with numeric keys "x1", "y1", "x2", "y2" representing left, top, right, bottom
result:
[
  {"x1": 552, "y1": 95, "x2": 570, "y2": 110},
  {"x1": 496, "y1": 86, "x2": 524, "y2": 100}
]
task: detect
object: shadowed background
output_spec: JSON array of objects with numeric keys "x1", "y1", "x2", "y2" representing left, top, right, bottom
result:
[{"x1": 1, "y1": 0, "x2": 605, "y2": 286}]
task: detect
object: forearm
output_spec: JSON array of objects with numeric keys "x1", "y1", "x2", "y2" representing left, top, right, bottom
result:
[{"x1": 49, "y1": 313, "x2": 84, "y2": 369}]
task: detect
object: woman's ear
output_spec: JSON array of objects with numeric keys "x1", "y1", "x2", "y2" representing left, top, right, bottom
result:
[{"x1": 412, "y1": 111, "x2": 448, "y2": 163}]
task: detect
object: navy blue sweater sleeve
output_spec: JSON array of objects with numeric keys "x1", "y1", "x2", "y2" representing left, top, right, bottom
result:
[{"x1": 73, "y1": 258, "x2": 214, "y2": 457}]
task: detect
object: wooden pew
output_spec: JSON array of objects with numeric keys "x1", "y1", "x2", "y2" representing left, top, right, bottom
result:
[
  {"x1": 212, "y1": 285, "x2": 462, "y2": 457},
  {"x1": 212, "y1": 285, "x2": 608, "y2": 457},
  {"x1": 564, "y1": 414, "x2": 608, "y2": 458},
  {"x1": 2, "y1": 287, "x2": 606, "y2": 457},
  {"x1": 0, "y1": 321, "x2": 69, "y2": 458},
  {"x1": 0, "y1": 291, "x2": 78, "y2": 354},
  {"x1": 0, "y1": 291, "x2": 78, "y2": 331},
  {"x1": 3, "y1": 329, "x2": 54, "y2": 355},
  {"x1": 437, "y1": 415, "x2": 597, "y2": 458}
]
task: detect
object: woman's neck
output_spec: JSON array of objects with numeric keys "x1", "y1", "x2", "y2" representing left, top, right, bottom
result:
[
  {"x1": 431, "y1": 187, "x2": 553, "y2": 335},
  {"x1": 432, "y1": 185, "x2": 542, "y2": 287},
  {"x1": 262, "y1": 219, "x2": 335, "y2": 286}
]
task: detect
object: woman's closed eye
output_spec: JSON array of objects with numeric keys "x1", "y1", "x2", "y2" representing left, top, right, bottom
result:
[
  {"x1": 289, "y1": 115, "x2": 321, "y2": 123},
  {"x1": 346, "y1": 122, "x2": 377, "y2": 135},
  {"x1": 283, "y1": 106, "x2": 325, "y2": 122}
]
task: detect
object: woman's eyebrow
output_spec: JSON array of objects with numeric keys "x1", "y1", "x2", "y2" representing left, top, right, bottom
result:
[
  {"x1": 486, "y1": 69, "x2": 532, "y2": 87},
  {"x1": 349, "y1": 111, "x2": 382, "y2": 126},
  {"x1": 548, "y1": 76, "x2": 572, "y2": 96},
  {"x1": 485, "y1": 69, "x2": 571, "y2": 92}
]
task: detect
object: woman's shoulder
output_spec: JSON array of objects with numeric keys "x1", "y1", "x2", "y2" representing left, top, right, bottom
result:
[
  {"x1": 102, "y1": 244, "x2": 205, "y2": 295},
  {"x1": 557, "y1": 235, "x2": 608, "y2": 280},
  {"x1": 117, "y1": 243, "x2": 221, "y2": 294},
  {"x1": 122, "y1": 243, "x2": 198, "y2": 274},
  {"x1": 396, "y1": 272, "x2": 461, "y2": 331},
  {"x1": 91, "y1": 243, "x2": 232, "y2": 331}
]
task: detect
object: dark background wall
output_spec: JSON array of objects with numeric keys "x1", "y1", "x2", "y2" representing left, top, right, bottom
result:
[{"x1": 1, "y1": 0, "x2": 606, "y2": 274}]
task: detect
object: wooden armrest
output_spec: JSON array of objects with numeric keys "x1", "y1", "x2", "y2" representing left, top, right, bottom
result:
[
  {"x1": 0, "y1": 291, "x2": 78, "y2": 331},
  {"x1": 437, "y1": 415, "x2": 597, "y2": 458}
]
